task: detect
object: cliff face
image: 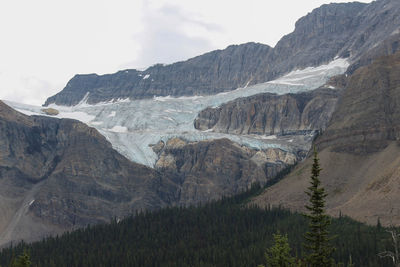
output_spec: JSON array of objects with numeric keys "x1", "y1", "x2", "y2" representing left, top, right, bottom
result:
[
  {"x1": 152, "y1": 138, "x2": 298, "y2": 205},
  {"x1": 316, "y1": 52, "x2": 400, "y2": 153},
  {"x1": 194, "y1": 88, "x2": 340, "y2": 136},
  {"x1": 251, "y1": 52, "x2": 400, "y2": 226},
  {"x1": 44, "y1": 0, "x2": 400, "y2": 106},
  {"x1": 0, "y1": 101, "x2": 178, "y2": 246},
  {"x1": 44, "y1": 43, "x2": 273, "y2": 106}
]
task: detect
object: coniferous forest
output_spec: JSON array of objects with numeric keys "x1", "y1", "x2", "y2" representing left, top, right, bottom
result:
[{"x1": 0, "y1": 185, "x2": 394, "y2": 267}]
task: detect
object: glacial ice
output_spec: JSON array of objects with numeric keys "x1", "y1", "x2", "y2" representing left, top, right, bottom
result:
[{"x1": 6, "y1": 58, "x2": 349, "y2": 167}]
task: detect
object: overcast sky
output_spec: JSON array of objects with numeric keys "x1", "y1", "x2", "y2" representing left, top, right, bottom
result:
[{"x1": 0, "y1": 0, "x2": 373, "y2": 106}]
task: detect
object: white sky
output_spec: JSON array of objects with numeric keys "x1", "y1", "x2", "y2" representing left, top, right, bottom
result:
[{"x1": 0, "y1": 0, "x2": 372, "y2": 106}]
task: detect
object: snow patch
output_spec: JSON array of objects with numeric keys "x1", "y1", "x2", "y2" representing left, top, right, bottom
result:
[
  {"x1": 90, "y1": 121, "x2": 103, "y2": 126},
  {"x1": 261, "y1": 135, "x2": 277, "y2": 140},
  {"x1": 109, "y1": 125, "x2": 128, "y2": 133},
  {"x1": 143, "y1": 74, "x2": 150, "y2": 79},
  {"x1": 108, "y1": 111, "x2": 116, "y2": 117},
  {"x1": 57, "y1": 111, "x2": 95, "y2": 123},
  {"x1": 391, "y1": 28, "x2": 400, "y2": 36}
]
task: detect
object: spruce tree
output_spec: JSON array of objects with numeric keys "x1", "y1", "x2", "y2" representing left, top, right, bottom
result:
[
  {"x1": 259, "y1": 233, "x2": 295, "y2": 267},
  {"x1": 303, "y1": 148, "x2": 335, "y2": 266},
  {"x1": 12, "y1": 251, "x2": 31, "y2": 267}
]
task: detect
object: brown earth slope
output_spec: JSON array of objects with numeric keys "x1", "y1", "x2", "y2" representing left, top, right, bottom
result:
[{"x1": 252, "y1": 52, "x2": 400, "y2": 226}]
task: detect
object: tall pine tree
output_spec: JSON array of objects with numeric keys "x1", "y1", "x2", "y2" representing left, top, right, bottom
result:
[{"x1": 303, "y1": 148, "x2": 335, "y2": 266}]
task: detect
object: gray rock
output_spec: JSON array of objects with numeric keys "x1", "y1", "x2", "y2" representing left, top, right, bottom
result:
[
  {"x1": 153, "y1": 138, "x2": 299, "y2": 205},
  {"x1": 194, "y1": 88, "x2": 341, "y2": 136},
  {"x1": 0, "y1": 101, "x2": 178, "y2": 246}
]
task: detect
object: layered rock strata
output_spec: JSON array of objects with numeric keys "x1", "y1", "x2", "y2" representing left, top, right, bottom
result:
[
  {"x1": 194, "y1": 88, "x2": 340, "y2": 136},
  {"x1": 152, "y1": 138, "x2": 299, "y2": 205}
]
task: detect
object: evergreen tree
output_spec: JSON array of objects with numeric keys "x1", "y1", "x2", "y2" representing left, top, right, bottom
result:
[
  {"x1": 12, "y1": 251, "x2": 31, "y2": 267},
  {"x1": 303, "y1": 148, "x2": 335, "y2": 266},
  {"x1": 259, "y1": 233, "x2": 295, "y2": 267}
]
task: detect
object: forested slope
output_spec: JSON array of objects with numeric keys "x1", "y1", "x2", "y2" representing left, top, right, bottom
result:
[{"x1": 0, "y1": 186, "x2": 393, "y2": 267}]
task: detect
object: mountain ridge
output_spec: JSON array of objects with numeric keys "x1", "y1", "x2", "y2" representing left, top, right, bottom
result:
[{"x1": 44, "y1": 0, "x2": 400, "y2": 106}]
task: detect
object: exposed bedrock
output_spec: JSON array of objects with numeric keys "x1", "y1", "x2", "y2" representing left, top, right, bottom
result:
[
  {"x1": 316, "y1": 52, "x2": 400, "y2": 154},
  {"x1": 0, "y1": 101, "x2": 178, "y2": 246},
  {"x1": 152, "y1": 137, "x2": 299, "y2": 205},
  {"x1": 194, "y1": 88, "x2": 341, "y2": 136}
]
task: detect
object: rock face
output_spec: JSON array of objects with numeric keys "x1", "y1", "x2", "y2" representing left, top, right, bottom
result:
[
  {"x1": 251, "y1": 52, "x2": 400, "y2": 226},
  {"x1": 153, "y1": 138, "x2": 298, "y2": 205},
  {"x1": 194, "y1": 88, "x2": 340, "y2": 136},
  {"x1": 44, "y1": 0, "x2": 400, "y2": 106},
  {"x1": 316, "y1": 52, "x2": 400, "y2": 153},
  {"x1": 0, "y1": 101, "x2": 178, "y2": 246}
]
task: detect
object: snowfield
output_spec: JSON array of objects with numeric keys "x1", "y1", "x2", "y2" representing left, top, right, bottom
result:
[{"x1": 6, "y1": 59, "x2": 349, "y2": 167}]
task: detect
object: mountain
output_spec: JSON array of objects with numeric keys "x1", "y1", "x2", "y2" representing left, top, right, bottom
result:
[
  {"x1": 0, "y1": 101, "x2": 296, "y2": 245},
  {"x1": 44, "y1": 0, "x2": 400, "y2": 106},
  {"x1": 3, "y1": 0, "x2": 400, "y2": 247},
  {"x1": 251, "y1": 51, "x2": 400, "y2": 226},
  {"x1": 0, "y1": 100, "x2": 178, "y2": 246}
]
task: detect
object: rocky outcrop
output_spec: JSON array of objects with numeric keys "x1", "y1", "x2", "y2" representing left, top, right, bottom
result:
[
  {"x1": 251, "y1": 52, "x2": 400, "y2": 226},
  {"x1": 152, "y1": 138, "x2": 298, "y2": 205},
  {"x1": 316, "y1": 52, "x2": 400, "y2": 153},
  {"x1": 194, "y1": 88, "x2": 340, "y2": 136},
  {"x1": 41, "y1": 108, "x2": 59, "y2": 116},
  {"x1": 44, "y1": 0, "x2": 400, "y2": 106}
]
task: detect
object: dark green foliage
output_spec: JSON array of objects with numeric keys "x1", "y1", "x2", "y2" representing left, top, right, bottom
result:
[
  {"x1": 303, "y1": 149, "x2": 335, "y2": 266},
  {"x1": 0, "y1": 185, "x2": 394, "y2": 267},
  {"x1": 11, "y1": 251, "x2": 31, "y2": 267}
]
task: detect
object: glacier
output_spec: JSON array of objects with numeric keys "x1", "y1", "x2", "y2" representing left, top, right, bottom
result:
[{"x1": 6, "y1": 58, "x2": 349, "y2": 167}]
